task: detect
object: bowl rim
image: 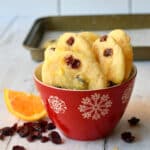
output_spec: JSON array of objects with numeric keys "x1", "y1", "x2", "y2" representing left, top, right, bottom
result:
[{"x1": 33, "y1": 63, "x2": 137, "y2": 92}]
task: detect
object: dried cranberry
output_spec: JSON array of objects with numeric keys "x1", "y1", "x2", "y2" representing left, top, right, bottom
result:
[
  {"x1": 39, "y1": 120, "x2": 48, "y2": 126},
  {"x1": 12, "y1": 145, "x2": 26, "y2": 150},
  {"x1": 23, "y1": 122, "x2": 33, "y2": 127},
  {"x1": 47, "y1": 123, "x2": 56, "y2": 130},
  {"x1": 27, "y1": 134, "x2": 36, "y2": 142},
  {"x1": 49, "y1": 131, "x2": 62, "y2": 144},
  {"x1": 0, "y1": 120, "x2": 64, "y2": 144},
  {"x1": 31, "y1": 131, "x2": 42, "y2": 139},
  {"x1": 39, "y1": 120, "x2": 48, "y2": 132},
  {"x1": 128, "y1": 117, "x2": 140, "y2": 126},
  {"x1": 32, "y1": 122, "x2": 43, "y2": 132},
  {"x1": 11, "y1": 123, "x2": 18, "y2": 132},
  {"x1": 66, "y1": 37, "x2": 74, "y2": 45},
  {"x1": 100, "y1": 35, "x2": 107, "y2": 42},
  {"x1": 41, "y1": 136, "x2": 49, "y2": 143},
  {"x1": 71, "y1": 59, "x2": 80, "y2": 68},
  {"x1": 103, "y1": 48, "x2": 113, "y2": 57},
  {"x1": 0, "y1": 127, "x2": 15, "y2": 136},
  {"x1": 121, "y1": 131, "x2": 135, "y2": 143},
  {"x1": 17, "y1": 126, "x2": 30, "y2": 137},
  {"x1": 65, "y1": 55, "x2": 81, "y2": 69}
]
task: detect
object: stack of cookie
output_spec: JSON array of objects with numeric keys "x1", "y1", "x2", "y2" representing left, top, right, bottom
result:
[{"x1": 42, "y1": 30, "x2": 133, "y2": 90}]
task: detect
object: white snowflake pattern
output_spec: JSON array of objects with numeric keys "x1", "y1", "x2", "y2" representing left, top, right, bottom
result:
[
  {"x1": 48, "y1": 96, "x2": 67, "y2": 114},
  {"x1": 78, "y1": 93, "x2": 112, "y2": 120},
  {"x1": 122, "y1": 84, "x2": 132, "y2": 104}
]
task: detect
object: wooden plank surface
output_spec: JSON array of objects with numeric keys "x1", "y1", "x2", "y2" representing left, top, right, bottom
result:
[
  {"x1": 106, "y1": 95, "x2": 150, "y2": 150},
  {"x1": 0, "y1": 16, "x2": 150, "y2": 150}
]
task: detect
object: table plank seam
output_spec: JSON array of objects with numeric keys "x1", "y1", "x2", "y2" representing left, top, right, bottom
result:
[
  {"x1": 5, "y1": 136, "x2": 12, "y2": 150},
  {"x1": 104, "y1": 138, "x2": 107, "y2": 150}
]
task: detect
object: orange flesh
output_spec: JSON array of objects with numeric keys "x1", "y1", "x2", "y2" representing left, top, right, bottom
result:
[{"x1": 9, "y1": 90, "x2": 45, "y2": 116}]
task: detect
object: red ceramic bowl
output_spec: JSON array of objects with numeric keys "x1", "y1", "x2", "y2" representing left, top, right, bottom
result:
[{"x1": 33, "y1": 64, "x2": 137, "y2": 141}]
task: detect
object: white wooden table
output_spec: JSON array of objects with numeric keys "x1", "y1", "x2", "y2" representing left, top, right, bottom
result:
[{"x1": 0, "y1": 16, "x2": 150, "y2": 150}]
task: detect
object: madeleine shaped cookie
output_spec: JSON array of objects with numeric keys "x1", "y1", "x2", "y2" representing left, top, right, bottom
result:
[
  {"x1": 93, "y1": 35, "x2": 125, "y2": 84},
  {"x1": 42, "y1": 50, "x2": 107, "y2": 90},
  {"x1": 56, "y1": 32, "x2": 95, "y2": 58},
  {"x1": 78, "y1": 32, "x2": 99, "y2": 47},
  {"x1": 109, "y1": 29, "x2": 133, "y2": 80}
]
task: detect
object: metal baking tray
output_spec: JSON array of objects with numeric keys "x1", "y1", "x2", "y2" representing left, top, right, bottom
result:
[{"x1": 23, "y1": 14, "x2": 150, "y2": 61}]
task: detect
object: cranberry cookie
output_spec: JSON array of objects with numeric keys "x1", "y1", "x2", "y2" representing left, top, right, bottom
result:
[
  {"x1": 42, "y1": 50, "x2": 107, "y2": 90},
  {"x1": 109, "y1": 29, "x2": 133, "y2": 80},
  {"x1": 56, "y1": 32, "x2": 95, "y2": 58},
  {"x1": 93, "y1": 35, "x2": 125, "y2": 84}
]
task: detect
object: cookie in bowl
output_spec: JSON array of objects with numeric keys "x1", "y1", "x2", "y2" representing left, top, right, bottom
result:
[
  {"x1": 109, "y1": 29, "x2": 133, "y2": 80},
  {"x1": 56, "y1": 32, "x2": 95, "y2": 58},
  {"x1": 93, "y1": 35, "x2": 125, "y2": 84},
  {"x1": 33, "y1": 30, "x2": 137, "y2": 141},
  {"x1": 42, "y1": 50, "x2": 107, "y2": 90}
]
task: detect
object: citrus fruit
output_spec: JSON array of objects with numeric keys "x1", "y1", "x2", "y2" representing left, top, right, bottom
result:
[{"x1": 4, "y1": 89, "x2": 46, "y2": 121}]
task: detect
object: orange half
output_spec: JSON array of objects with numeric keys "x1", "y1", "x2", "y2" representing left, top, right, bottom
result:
[{"x1": 4, "y1": 89, "x2": 46, "y2": 121}]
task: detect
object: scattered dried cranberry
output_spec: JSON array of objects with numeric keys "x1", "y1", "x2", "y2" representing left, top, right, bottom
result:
[
  {"x1": 41, "y1": 136, "x2": 49, "y2": 143},
  {"x1": 0, "y1": 120, "x2": 62, "y2": 144},
  {"x1": 23, "y1": 122, "x2": 33, "y2": 127},
  {"x1": 47, "y1": 123, "x2": 56, "y2": 130},
  {"x1": 49, "y1": 131, "x2": 62, "y2": 144},
  {"x1": 17, "y1": 126, "x2": 30, "y2": 137},
  {"x1": 12, "y1": 145, "x2": 26, "y2": 150},
  {"x1": 39, "y1": 120, "x2": 48, "y2": 126},
  {"x1": 27, "y1": 130, "x2": 42, "y2": 142},
  {"x1": 31, "y1": 121, "x2": 47, "y2": 133},
  {"x1": 39, "y1": 120, "x2": 48, "y2": 132},
  {"x1": 66, "y1": 37, "x2": 74, "y2": 45},
  {"x1": 128, "y1": 117, "x2": 140, "y2": 126},
  {"x1": 32, "y1": 122, "x2": 43, "y2": 132},
  {"x1": 27, "y1": 134, "x2": 36, "y2": 142},
  {"x1": 103, "y1": 48, "x2": 113, "y2": 57},
  {"x1": 32, "y1": 131, "x2": 42, "y2": 139},
  {"x1": 11, "y1": 123, "x2": 18, "y2": 132},
  {"x1": 65, "y1": 55, "x2": 81, "y2": 69},
  {"x1": 121, "y1": 131, "x2": 135, "y2": 143},
  {"x1": 100, "y1": 35, "x2": 107, "y2": 42},
  {"x1": 0, "y1": 124, "x2": 17, "y2": 139},
  {"x1": 0, "y1": 127, "x2": 15, "y2": 136}
]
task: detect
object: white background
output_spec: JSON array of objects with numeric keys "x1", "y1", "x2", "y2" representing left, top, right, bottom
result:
[{"x1": 0, "y1": 0, "x2": 150, "y2": 17}]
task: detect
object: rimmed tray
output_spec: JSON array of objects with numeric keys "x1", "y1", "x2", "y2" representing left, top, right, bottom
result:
[{"x1": 23, "y1": 14, "x2": 150, "y2": 61}]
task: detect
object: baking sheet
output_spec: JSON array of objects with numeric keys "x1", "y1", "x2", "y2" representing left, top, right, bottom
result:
[
  {"x1": 40, "y1": 29, "x2": 150, "y2": 47},
  {"x1": 23, "y1": 15, "x2": 150, "y2": 61}
]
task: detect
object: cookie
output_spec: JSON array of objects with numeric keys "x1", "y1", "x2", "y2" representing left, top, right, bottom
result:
[
  {"x1": 78, "y1": 32, "x2": 99, "y2": 46},
  {"x1": 93, "y1": 35, "x2": 125, "y2": 84},
  {"x1": 109, "y1": 29, "x2": 133, "y2": 80},
  {"x1": 56, "y1": 32, "x2": 95, "y2": 58},
  {"x1": 42, "y1": 50, "x2": 107, "y2": 90}
]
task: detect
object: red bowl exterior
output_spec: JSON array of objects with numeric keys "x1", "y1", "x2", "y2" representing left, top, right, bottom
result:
[{"x1": 33, "y1": 64, "x2": 137, "y2": 141}]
